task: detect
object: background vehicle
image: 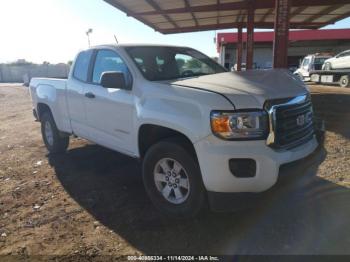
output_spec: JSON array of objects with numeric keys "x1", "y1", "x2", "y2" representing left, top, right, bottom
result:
[
  {"x1": 231, "y1": 63, "x2": 246, "y2": 71},
  {"x1": 323, "y1": 50, "x2": 350, "y2": 70},
  {"x1": 231, "y1": 62, "x2": 257, "y2": 71},
  {"x1": 310, "y1": 69, "x2": 350, "y2": 87},
  {"x1": 29, "y1": 44, "x2": 317, "y2": 218},
  {"x1": 294, "y1": 54, "x2": 332, "y2": 81},
  {"x1": 262, "y1": 62, "x2": 273, "y2": 70},
  {"x1": 288, "y1": 64, "x2": 299, "y2": 73}
]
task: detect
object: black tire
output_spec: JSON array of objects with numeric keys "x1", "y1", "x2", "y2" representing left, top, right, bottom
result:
[
  {"x1": 339, "y1": 75, "x2": 350, "y2": 88},
  {"x1": 41, "y1": 112, "x2": 69, "y2": 153},
  {"x1": 142, "y1": 138, "x2": 206, "y2": 219}
]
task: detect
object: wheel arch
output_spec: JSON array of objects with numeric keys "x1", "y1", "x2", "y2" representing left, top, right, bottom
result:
[
  {"x1": 37, "y1": 103, "x2": 52, "y2": 120},
  {"x1": 138, "y1": 124, "x2": 197, "y2": 160}
]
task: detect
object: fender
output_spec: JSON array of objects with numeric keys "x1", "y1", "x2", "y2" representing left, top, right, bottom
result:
[
  {"x1": 136, "y1": 91, "x2": 214, "y2": 147},
  {"x1": 30, "y1": 78, "x2": 72, "y2": 133},
  {"x1": 132, "y1": 81, "x2": 235, "y2": 157}
]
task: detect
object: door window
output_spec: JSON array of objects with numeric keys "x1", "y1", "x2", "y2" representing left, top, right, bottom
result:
[
  {"x1": 302, "y1": 58, "x2": 310, "y2": 69},
  {"x1": 92, "y1": 50, "x2": 132, "y2": 87},
  {"x1": 343, "y1": 51, "x2": 350, "y2": 58},
  {"x1": 73, "y1": 50, "x2": 93, "y2": 82},
  {"x1": 336, "y1": 51, "x2": 347, "y2": 58}
]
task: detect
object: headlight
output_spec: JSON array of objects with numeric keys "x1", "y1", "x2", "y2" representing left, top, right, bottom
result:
[{"x1": 210, "y1": 110, "x2": 268, "y2": 140}]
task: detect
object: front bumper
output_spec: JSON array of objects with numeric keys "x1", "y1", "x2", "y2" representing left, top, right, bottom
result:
[{"x1": 194, "y1": 135, "x2": 318, "y2": 193}]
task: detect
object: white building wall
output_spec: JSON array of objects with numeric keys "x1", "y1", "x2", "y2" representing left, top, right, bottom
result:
[
  {"x1": 0, "y1": 63, "x2": 70, "y2": 83},
  {"x1": 222, "y1": 46, "x2": 272, "y2": 69},
  {"x1": 220, "y1": 40, "x2": 350, "y2": 70}
]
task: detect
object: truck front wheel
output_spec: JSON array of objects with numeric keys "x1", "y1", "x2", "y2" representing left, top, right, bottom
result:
[
  {"x1": 339, "y1": 75, "x2": 350, "y2": 88},
  {"x1": 142, "y1": 139, "x2": 206, "y2": 219},
  {"x1": 41, "y1": 112, "x2": 69, "y2": 153}
]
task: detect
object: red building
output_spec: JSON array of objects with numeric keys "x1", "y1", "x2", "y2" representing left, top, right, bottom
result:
[{"x1": 217, "y1": 29, "x2": 350, "y2": 70}]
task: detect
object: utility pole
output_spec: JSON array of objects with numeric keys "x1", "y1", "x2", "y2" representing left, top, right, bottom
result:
[
  {"x1": 114, "y1": 35, "x2": 119, "y2": 44},
  {"x1": 86, "y1": 28, "x2": 93, "y2": 47}
]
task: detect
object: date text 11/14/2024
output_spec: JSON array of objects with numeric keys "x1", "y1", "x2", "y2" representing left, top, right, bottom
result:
[{"x1": 127, "y1": 255, "x2": 220, "y2": 261}]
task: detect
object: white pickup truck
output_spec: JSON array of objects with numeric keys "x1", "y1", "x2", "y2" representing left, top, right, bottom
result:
[{"x1": 30, "y1": 44, "x2": 318, "y2": 218}]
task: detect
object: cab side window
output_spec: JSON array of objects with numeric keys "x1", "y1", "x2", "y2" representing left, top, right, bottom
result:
[
  {"x1": 73, "y1": 50, "x2": 93, "y2": 82},
  {"x1": 92, "y1": 50, "x2": 132, "y2": 87},
  {"x1": 337, "y1": 52, "x2": 348, "y2": 58}
]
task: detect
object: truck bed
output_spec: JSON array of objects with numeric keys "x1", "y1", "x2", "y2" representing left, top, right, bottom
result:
[
  {"x1": 309, "y1": 69, "x2": 350, "y2": 86},
  {"x1": 310, "y1": 69, "x2": 350, "y2": 75},
  {"x1": 30, "y1": 77, "x2": 67, "y2": 88}
]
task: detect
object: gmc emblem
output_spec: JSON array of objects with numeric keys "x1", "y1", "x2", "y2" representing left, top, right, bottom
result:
[
  {"x1": 296, "y1": 112, "x2": 312, "y2": 126},
  {"x1": 296, "y1": 114, "x2": 305, "y2": 126}
]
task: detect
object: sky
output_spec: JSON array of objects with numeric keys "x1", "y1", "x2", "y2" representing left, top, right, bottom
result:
[{"x1": 0, "y1": 0, "x2": 350, "y2": 64}]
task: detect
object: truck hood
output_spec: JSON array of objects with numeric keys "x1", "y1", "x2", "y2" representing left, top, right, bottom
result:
[
  {"x1": 324, "y1": 57, "x2": 336, "y2": 64},
  {"x1": 171, "y1": 69, "x2": 308, "y2": 109}
]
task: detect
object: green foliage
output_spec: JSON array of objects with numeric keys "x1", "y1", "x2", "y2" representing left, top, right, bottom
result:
[
  {"x1": 176, "y1": 58, "x2": 185, "y2": 68},
  {"x1": 185, "y1": 58, "x2": 202, "y2": 69}
]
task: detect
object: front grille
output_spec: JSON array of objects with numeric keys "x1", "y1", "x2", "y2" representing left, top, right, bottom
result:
[{"x1": 266, "y1": 95, "x2": 315, "y2": 150}]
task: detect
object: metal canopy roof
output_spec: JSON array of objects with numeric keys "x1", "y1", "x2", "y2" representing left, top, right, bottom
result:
[
  {"x1": 104, "y1": 0, "x2": 350, "y2": 34},
  {"x1": 217, "y1": 29, "x2": 350, "y2": 44}
]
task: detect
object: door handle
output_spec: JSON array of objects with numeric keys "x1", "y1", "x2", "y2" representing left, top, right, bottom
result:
[{"x1": 85, "y1": 92, "x2": 95, "y2": 99}]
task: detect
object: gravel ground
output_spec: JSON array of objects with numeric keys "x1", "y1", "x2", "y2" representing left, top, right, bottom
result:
[
  {"x1": 308, "y1": 84, "x2": 350, "y2": 185},
  {"x1": 0, "y1": 83, "x2": 349, "y2": 258}
]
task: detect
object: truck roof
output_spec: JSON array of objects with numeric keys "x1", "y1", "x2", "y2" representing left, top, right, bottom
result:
[
  {"x1": 90, "y1": 43, "x2": 190, "y2": 49},
  {"x1": 306, "y1": 53, "x2": 333, "y2": 58}
]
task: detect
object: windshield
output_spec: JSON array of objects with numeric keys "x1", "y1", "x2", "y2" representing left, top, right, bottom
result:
[
  {"x1": 125, "y1": 46, "x2": 226, "y2": 81},
  {"x1": 314, "y1": 57, "x2": 329, "y2": 65}
]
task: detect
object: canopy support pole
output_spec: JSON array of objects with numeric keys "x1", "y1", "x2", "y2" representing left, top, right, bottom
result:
[
  {"x1": 236, "y1": 26, "x2": 243, "y2": 71},
  {"x1": 246, "y1": 5, "x2": 254, "y2": 70},
  {"x1": 273, "y1": 0, "x2": 291, "y2": 68}
]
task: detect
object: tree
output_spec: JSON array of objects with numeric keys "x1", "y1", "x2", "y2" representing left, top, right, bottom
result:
[
  {"x1": 176, "y1": 58, "x2": 185, "y2": 68},
  {"x1": 186, "y1": 58, "x2": 202, "y2": 69}
]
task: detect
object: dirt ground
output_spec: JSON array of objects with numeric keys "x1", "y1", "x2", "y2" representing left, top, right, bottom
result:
[{"x1": 0, "y1": 83, "x2": 349, "y2": 258}]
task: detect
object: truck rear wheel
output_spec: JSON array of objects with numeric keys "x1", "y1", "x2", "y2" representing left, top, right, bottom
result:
[
  {"x1": 142, "y1": 139, "x2": 206, "y2": 219},
  {"x1": 339, "y1": 75, "x2": 350, "y2": 88},
  {"x1": 41, "y1": 112, "x2": 69, "y2": 153}
]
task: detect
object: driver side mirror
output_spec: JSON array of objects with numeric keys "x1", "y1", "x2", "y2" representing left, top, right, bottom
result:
[{"x1": 100, "y1": 71, "x2": 130, "y2": 90}]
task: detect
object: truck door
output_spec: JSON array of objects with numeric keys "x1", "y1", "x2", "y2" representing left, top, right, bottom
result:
[
  {"x1": 300, "y1": 57, "x2": 311, "y2": 77},
  {"x1": 338, "y1": 51, "x2": 350, "y2": 69},
  {"x1": 83, "y1": 49, "x2": 136, "y2": 156},
  {"x1": 66, "y1": 50, "x2": 94, "y2": 138}
]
